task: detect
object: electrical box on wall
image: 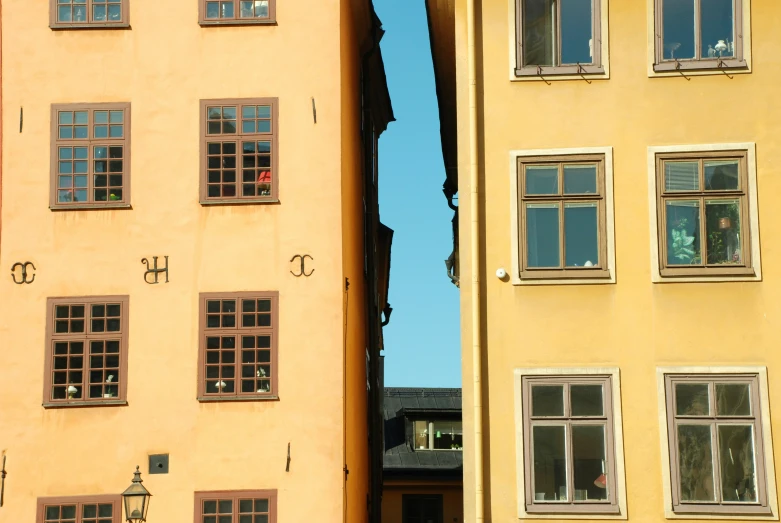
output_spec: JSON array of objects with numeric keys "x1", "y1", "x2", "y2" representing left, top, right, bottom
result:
[{"x1": 149, "y1": 454, "x2": 169, "y2": 474}]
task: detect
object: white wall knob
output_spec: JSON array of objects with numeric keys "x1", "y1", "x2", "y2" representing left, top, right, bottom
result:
[{"x1": 496, "y1": 268, "x2": 507, "y2": 279}]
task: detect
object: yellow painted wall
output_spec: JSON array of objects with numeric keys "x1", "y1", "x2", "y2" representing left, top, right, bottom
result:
[
  {"x1": 382, "y1": 481, "x2": 464, "y2": 523},
  {"x1": 450, "y1": 0, "x2": 781, "y2": 521},
  {"x1": 0, "y1": 1, "x2": 372, "y2": 522}
]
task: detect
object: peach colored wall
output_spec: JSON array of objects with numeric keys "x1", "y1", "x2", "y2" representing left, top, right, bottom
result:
[
  {"x1": 449, "y1": 0, "x2": 781, "y2": 522},
  {"x1": 0, "y1": 1, "x2": 369, "y2": 522},
  {"x1": 381, "y1": 482, "x2": 464, "y2": 523}
]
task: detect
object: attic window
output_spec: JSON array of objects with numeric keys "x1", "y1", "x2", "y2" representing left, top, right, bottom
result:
[{"x1": 413, "y1": 420, "x2": 463, "y2": 450}]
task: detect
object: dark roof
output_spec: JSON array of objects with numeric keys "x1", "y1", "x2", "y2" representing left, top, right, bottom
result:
[{"x1": 383, "y1": 388, "x2": 463, "y2": 479}]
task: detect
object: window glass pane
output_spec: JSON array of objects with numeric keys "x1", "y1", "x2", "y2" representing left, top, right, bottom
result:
[
  {"x1": 563, "y1": 164, "x2": 597, "y2": 194},
  {"x1": 665, "y1": 161, "x2": 700, "y2": 191},
  {"x1": 564, "y1": 203, "x2": 598, "y2": 267},
  {"x1": 560, "y1": 0, "x2": 593, "y2": 65},
  {"x1": 532, "y1": 385, "x2": 564, "y2": 416},
  {"x1": 221, "y1": 1, "x2": 234, "y2": 17},
  {"x1": 571, "y1": 384, "x2": 603, "y2": 416},
  {"x1": 525, "y1": 166, "x2": 558, "y2": 194},
  {"x1": 666, "y1": 200, "x2": 701, "y2": 266},
  {"x1": 414, "y1": 420, "x2": 429, "y2": 449},
  {"x1": 58, "y1": 5, "x2": 72, "y2": 22},
  {"x1": 663, "y1": 0, "x2": 696, "y2": 60},
  {"x1": 533, "y1": 425, "x2": 568, "y2": 501},
  {"x1": 205, "y1": 2, "x2": 219, "y2": 18},
  {"x1": 572, "y1": 425, "x2": 608, "y2": 501},
  {"x1": 716, "y1": 383, "x2": 751, "y2": 416},
  {"x1": 432, "y1": 421, "x2": 463, "y2": 449},
  {"x1": 704, "y1": 160, "x2": 739, "y2": 190},
  {"x1": 718, "y1": 425, "x2": 757, "y2": 502},
  {"x1": 678, "y1": 424, "x2": 715, "y2": 501},
  {"x1": 526, "y1": 203, "x2": 560, "y2": 268},
  {"x1": 108, "y1": 4, "x2": 121, "y2": 20},
  {"x1": 701, "y1": 0, "x2": 735, "y2": 58},
  {"x1": 705, "y1": 199, "x2": 741, "y2": 265},
  {"x1": 676, "y1": 383, "x2": 710, "y2": 415},
  {"x1": 523, "y1": 0, "x2": 555, "y2": 66}
]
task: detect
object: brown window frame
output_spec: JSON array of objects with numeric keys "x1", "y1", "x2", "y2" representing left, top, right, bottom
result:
[
  {"x1": 664, "y1": 373, "x2": 770, "y2": 515},
  {"x1": 655, "y1": 150, "x2": 753, "y2": 278},
  {"x1": 37, "y1": 495, "x2": 122, "y2": 523},
  {"x1": 50, "y1": 103, "x2": 131, "y2": 210},
  {"x1": 521, "y1": 375, "x2": 620, "y2": 515},
  {"x1": 197, "y1": 292, "x2": 279, "y2": 401},
  {"x1": 653, "y1": 0, "x2": 746, "y2": 72},
  {"x1": 198, "y1": 0, "x2": 276, "y2": 25},
  {"x1": 194, "y1": 490, "x2": 278, "y2": 523},
  {"x1": 43, "y1": 296, "x2": 130, "y2": 408},
  {"x1": 49, "y1": 0, "x2": 130, "y2": 29},
  {"x1": 515, "y1": 0, "x2": 604, "y2": 77},
  {"x1": 199, "y1": 98, "x2": 279, "y2": 205},
  {"x1": 518, "y1": 154, "x2": 609, "y2": 280}
]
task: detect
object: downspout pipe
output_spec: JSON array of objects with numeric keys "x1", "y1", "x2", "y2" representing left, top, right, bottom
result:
[{"x1": 466, "y1": 0, "x2": 484, "y2": 521}]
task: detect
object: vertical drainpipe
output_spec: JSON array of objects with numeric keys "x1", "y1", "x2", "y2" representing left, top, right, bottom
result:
[{"x1": 465, "y1": 0, "x2": 484, "y2": 521}]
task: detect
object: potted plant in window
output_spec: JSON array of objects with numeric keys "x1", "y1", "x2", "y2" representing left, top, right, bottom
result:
[{"x1": 670, "y1": 218, "x2": 700, "y2": 264}]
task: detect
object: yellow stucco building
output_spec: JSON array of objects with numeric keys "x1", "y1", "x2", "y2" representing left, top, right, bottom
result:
[
  {"x1": 427, "y1": 0, "x2": 781, "y2": 521},
  {"x1": 0, "y1": 1, "x2": 393, "y2": 522}
]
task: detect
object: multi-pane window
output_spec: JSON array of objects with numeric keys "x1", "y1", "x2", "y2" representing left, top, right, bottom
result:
[
  {"x1": 654, "y1": 0, "x2": 746, "y2": 72},
  {"x1": 518, "y1": 155, "x2": 609, "y2": 280},
  {"x1": 198, "y1": 292, "x2": 278, "y2": 400},
  {"x1": 413, "y1": 420, "x2": 463, "y2": 450},
  {"x1": 44, "y1": 296, "x2": 128, "y2": 406},
  {"x1": 521, "y1": 376, "x2": 619, "y2": 514},
  {"x1": 50, "y1": 104, "x2": 130, "y2": 209},
  {"x1": 199, "y1": 0, "x2": 276, "y2": 24},
  {"x1": 664, "y1": 374, "x2": 770, "y2": 514},
  {"x1": 656, "y1": 151, "x2": 753, "y2": 277},
  {"x1": 194, "y1": 491, "x2": 277, "y2": 523},
  {"x1": 37, "y1": 496, "x2": 120, "y2": 523},
  {"x1": 200, "y1": 99, "x2": 278, "y2": 204},
  {"x1": 516, "y1": 0, "x2": 604, "y2": 76},
  {"x1": 50, "y1": 0, "x2": 129, "y2": 28},
  {"x1": 402, "y1": 495, "x2": 443, "y2": 523}
]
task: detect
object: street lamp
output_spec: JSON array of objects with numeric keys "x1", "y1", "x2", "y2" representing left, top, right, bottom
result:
[{"x1": 122, "y1": 466, "x2": 151, "y2": 523}]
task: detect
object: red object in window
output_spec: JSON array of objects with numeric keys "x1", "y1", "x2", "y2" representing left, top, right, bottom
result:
[
  {"x1": 594, "y1": 473, "x2": 607, "y2": 489},
  {"x1": 258, "y1": 171, "x2": 272, "y2": 184}
]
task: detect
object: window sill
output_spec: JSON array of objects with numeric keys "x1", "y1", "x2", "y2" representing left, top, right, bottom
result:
[
  {"x1": 650, "y1": 59, "x2": 749, "y2": 77},
  {"x1": 200, "y1": 198, "x2": 280, "y2": 206},
  {"x1": 667, "y1": 505, "x2": 774, "y2": 520},
  {"x1": 43, "y1": 400, "x2": 128, "y2": 409},
  {"x1": 655, "y1": 266, "x2": 759, "y2": 283},
  {"x1": 514, "y1": 65, "x2": 608, "y2": 82},
  {"x1": 50, "y1": 23, "x2": 130, "y2": 30},
  {"x1": 199, "y1": 20, "x2": 277, "y2": 27},
  {"x1": 514, "y1": 269, "x2": 614, "y2": 286},
  {"x1": 524, "y1": 503, "x2": 621, "y2": 518},
  {"x1": 198, "y1": 395, "x2": 279, "y2": 402},
  {"x1": 50, "y1": 203, "x2": 132, "y2": 211}
]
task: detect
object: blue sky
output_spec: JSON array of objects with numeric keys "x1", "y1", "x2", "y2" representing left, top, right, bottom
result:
[{"x1": 375, "y1": 0, "x2": 462, "y2": 388}]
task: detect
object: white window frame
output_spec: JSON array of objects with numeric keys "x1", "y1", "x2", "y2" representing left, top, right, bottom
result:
[
  {"x1": 514, "y1": 367, "x2": 628, "y2": 519},
  {"x1": 510, "y1": 146, "x2": 616, "y2": 285},
  {"x1": 656, "y1": 366, "x2": 778, "y2": 520},
  {"x1": 646, "y1": 143, "x2": 761, "y2": 283},
  {"x1": 412, "y1": 420, "x2": 464, "y2": 451}
]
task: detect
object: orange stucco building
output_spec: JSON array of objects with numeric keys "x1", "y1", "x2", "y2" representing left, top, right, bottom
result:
[{"x1": 0, "y1": 1, "x2": 393, "y2": 522}]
